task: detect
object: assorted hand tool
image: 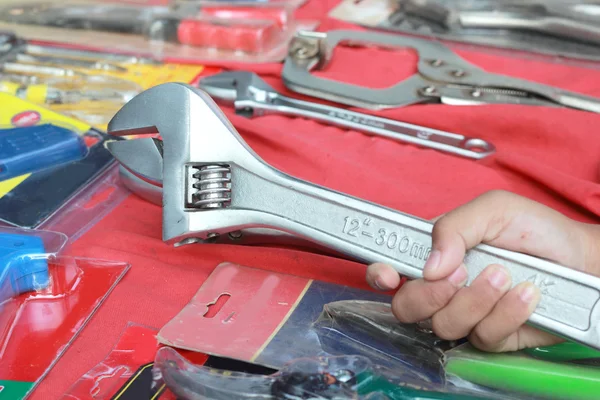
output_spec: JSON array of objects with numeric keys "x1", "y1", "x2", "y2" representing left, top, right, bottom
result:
[
  {"x1": 197, "y1": 71, "x2": 495, "y2": 159},
  {"x1": 105, "y1": 82, "x2": 600, "y2": 352},
  {"x1": 0, "y1": 232, "x2": 49, "y2": 304},
  {"x1": 155, "y1": 346, "x2": 506, "y2": 400},
  {"x1": 403, "y1": 0, "x2": 600, "y2": 46},
  {"x1": 4, "y1": 2, "x2": 600, "y2": 398},
  {"x1": 0, "y1": 31, "x2": 158, "y2": 74},
  {"x1": 0, "y1": 124, "x2": 88, "y2": 181},
  {"x1": 282, "y1": 30, "x2": 600, "y2": 113},
  {"x1": 0, "y1": 2, "x2": 185, "y2": 40},
  {"x1": 329, "y1": 0, "x2": 600, "y2": 62},
  {"x1": 0, "y1": 1, "x2": 312, "y2": 57}
]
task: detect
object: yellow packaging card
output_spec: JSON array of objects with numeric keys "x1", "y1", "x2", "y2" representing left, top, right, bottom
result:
[
  {"x1": 2, "y1": 59, "x2": 204, "y2": 131},
  {"x1": 97, "y1": 63, "x2": 204, "y2": 89},
  {"x1": 42, "y1": 62, "x2": 204, "y2": 130},
  {"x1": 0, "y1": 92, "x2": 92, "y2": 197}
]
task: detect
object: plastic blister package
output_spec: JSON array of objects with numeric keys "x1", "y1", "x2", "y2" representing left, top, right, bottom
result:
[
  {"x1": 155, "y1": 347, "x2": 515, "y2": 400},
  {"x1": 0, "y1": 122, "x2": 89, "y2": 182},
  {"x1": 0, "y1": 227, "x2": 65, "y2": 304},
  {"x1": 62, "y1": 322, "x2": 212, "y2": 400},
  {"x1": 0, "y1": 77, "x2": 140, "y2": 129},
  {"x1": 174, "y1": 0, "x2": 309, "y2": 7},
  {"x1": 62, "y1": 323, "x2": 175, "y2": 400},
  {"x1": 0, "y1": 226, "x2": 130, "y2": 399},
  {"x1": 0, "y1": 94, "x2": 119, "y2": 229},
  {"x1": 38, "y1": 165, "x2": 131, "y2": 244},
  {"x1": 445, "y1": 341, "x2": 600, "y2": 400},
  {"x1": 59, "y1": 262, "x2": 600, "y2": 399},
  {"x1": 0, "y1": 0, "x2": 320, "y2": 64},
  {"x1": 154, "y1": 263, "x2": 516, "y2": 399},
  {"x1": 0, "y1": 31, "x2": 205, "y2": 130},
  {"x1": 328, "y1": 0, "x2": 600, "y2": 64}
]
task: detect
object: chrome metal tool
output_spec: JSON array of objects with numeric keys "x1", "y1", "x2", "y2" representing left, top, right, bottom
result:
[
  {"x1": 404, "y1": 0, "x2": 600, "y2": 46},
  {"x1": 198, "y1": 71, "x2": 495, "y2": 160},
  {"x1": 282, "y1": 30, "x2": 600, "y2": 113},
  {"x1": 105, "y1": 82, "x2": 600, "y2": 350}
]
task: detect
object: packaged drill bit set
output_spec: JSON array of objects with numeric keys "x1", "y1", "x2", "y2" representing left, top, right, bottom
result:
[
  {"x1": 0, "y1": 31, "x2": 205, "y2": 131},
  {"x1": 0, "y1": 226, "x2": 130, "y2": 400},
  {"x1": 0, "y1": 0, "x2": 320, "y2": 65},
  {"x1": 328, "y1": 0, "x2": 600, "y2": 64}
]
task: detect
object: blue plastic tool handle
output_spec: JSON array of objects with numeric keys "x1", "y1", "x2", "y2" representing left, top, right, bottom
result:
[
  {"x1": 0, "y1": 233, "x2": 49, "y2": 304},
  {"x1": 0, "y1": 124, "x2": 88, "y2": 181}
]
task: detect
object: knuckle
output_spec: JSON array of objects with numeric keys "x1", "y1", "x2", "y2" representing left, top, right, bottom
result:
[
  {"x1": 469, "y1": 282, "x2": 505, "y2": 309},
  {"x1": 504, "y1": 305, "x2": 530, "y2": 327},
  {"x1": 431, "y1": 312, "x2": 462, "y2": 340},
  {"x1": 465, "y1": 296, "x2": 491, "y2": 317},
  {"x1": 468, "y1": 328, "x2": 494, "y2": 351},
  {"x1": 391, "y1": 291, "x2": 414, "y2": 323},
  {"x1": 424, "y1": 284, "x2": 453, "y2": 311},
  {"x1": 432, "y1": 215, "x2": 452, "y2": 236}
]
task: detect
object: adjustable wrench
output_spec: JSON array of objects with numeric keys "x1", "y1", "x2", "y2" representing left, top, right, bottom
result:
[
  {"x1": 105, "y1": 82, "x2": 600, "y2": 350},
  {"x1": 198, "y1": 71, "x2": 495, "y2": 160}
]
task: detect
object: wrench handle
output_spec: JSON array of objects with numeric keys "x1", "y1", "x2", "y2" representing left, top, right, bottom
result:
[
  {"x1": 240, "y1": 96, "x2": 495, "y2": 159},
  {"x1": 237, "y1": 169, "x2": 600, "y2": 348}
]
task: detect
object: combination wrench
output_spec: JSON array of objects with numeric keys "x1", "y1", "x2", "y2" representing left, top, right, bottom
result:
[
  {"x1": 197, "y1": 71, "x2": 495, "y2": 160},
  {"x1": 105, "y1": 82, "x2": 600, "y2": 350}
]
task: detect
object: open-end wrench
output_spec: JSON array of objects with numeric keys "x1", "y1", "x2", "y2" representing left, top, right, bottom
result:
[
  {"x1": 105, "y1": 82, "x2": 600, "y2": 350},
  {"x1": 198, "y1": 71, "x2": 495, "y2": 160}
]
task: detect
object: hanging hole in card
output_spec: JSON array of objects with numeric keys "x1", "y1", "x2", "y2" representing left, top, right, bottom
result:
[{"x1": 203, "y1": 292, "x2": 231, "y2": 318}]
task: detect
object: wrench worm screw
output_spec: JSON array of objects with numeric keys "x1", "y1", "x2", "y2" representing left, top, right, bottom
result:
[{"x1": 189, "y1": 165, "x2": 232, "y2": 209}]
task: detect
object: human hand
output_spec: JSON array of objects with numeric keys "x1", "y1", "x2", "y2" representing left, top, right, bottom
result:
[{"x1": 366, "y1": 190, "x2": 600, "y2": 352}]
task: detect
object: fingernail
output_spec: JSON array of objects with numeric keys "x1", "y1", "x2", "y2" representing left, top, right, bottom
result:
[
  {"x1": 519, "y1": 284, "x2": 537, "y2": 303},
  {"x1": 448, "y1": 265, "x2": 468, "y2": 287},
  {"x1": 488, "y1": 267, "x2": 508, "y2": 289},
  {"x1": 423, "y1": 249, "x2": 441, "y2": 274},
  {"x1": 374, "y1": 278, "x2": 387, "y2": 291}
]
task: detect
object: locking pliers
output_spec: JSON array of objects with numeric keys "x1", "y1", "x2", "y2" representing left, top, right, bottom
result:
[
  {"x1": 105, "y1": 83, "x2": 600, "y2": 350},
  {"x1": 282, "y1": 30, "x2": 600, "y2": 113}
]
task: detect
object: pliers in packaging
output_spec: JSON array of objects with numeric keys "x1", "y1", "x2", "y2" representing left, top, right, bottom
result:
[{"x1": 155, "y1": 347, "x2": 509, "y2": 400}]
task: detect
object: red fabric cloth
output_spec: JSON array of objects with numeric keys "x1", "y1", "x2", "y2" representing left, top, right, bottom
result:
[{"x1": 34, "y1": 1, "x2": 600, "y2": 398}]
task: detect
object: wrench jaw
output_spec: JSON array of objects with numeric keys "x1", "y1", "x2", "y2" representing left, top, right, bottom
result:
[
  {"x1": 107, "y1": 82, "x2": 280, "y2": 246},
  {"x1": 197, "y1": 72, "x2": 241, "y2": 107},
  {"x1": 105, "y1": 137, "x2": 164, "y2": 188},
  {"x1": 198, "y1": 71, "x2": 281, "y2": 118}
]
